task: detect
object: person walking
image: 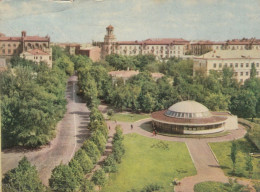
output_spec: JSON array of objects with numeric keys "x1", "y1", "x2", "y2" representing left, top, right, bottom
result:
[{"x1": 131, "y1": 124, "x2": 133, "y2": 130}]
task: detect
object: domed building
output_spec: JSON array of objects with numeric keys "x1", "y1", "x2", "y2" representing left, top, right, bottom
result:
[{"x1": 151, "y1": 100, "x2": 238, "y2": 134}]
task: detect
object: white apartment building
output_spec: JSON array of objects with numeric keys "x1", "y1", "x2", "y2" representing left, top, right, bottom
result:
[{"x1": 193, "y1": 50, "x2": 260, "y2": 83}]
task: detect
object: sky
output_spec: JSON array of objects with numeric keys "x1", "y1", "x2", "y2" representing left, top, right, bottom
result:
[{"x1": 0, "y1": 0, "x2": 260, "y2": 43}]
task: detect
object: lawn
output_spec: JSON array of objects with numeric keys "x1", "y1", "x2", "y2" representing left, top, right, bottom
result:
[
  {"x1": 102, "y1": 133, "x2": 196, "y2": 192},
  {"x1": 209, "y1": 138, "x2": 260, "y2": 179},
  {"x1": 110, "y1": 113, "x2": 150, "y2": 122},
  {"x1": 194, "y1": 181, "x2": 250, "y2": 192}
]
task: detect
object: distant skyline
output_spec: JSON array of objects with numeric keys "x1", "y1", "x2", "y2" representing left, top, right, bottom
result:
[{"x1": 0, "y1": 0, "x2": 260, "y2": 43}]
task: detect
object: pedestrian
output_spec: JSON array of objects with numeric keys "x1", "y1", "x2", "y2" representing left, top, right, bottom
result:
[
  {"x1": 109, "y1": 126, "x2": 111, "y2": 130},
  {"x1": 131, "y1": 124, "x2": 133, "y2": 130},
  {"x1": 153, "y1": 130, "x2": 155, "y2": 136}
]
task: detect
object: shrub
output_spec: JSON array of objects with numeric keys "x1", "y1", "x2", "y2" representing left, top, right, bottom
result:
[
  {"x1": 82, "y1": 140, "x2": 101, "y2": 163},
  {"x1": 90, "y1": 130, "x2": 107, "y2": 153},
  {"x1": 103, "y1": 155, "x2": 118, "y2": 173},
  {"x1": 112, "y1": 141, "x2": 125, "y2": 163},
  {"x1": 80, "y1": 180, "x2": 95, "y2": 192},
  {"x1": 74, "y1": 149, "x2": 94, "y2": 174},
  {"x1": 68, "y1": 159, "x2": 85, "y2": 184},
  {"x1": 49, "y1": 164, "x2": 78, "y2": 192},
  {"x1": 91, "y1": 169, "x2": 107, "y2": 189},
  {"x1": 3, "y1": 157, "x2": 46, "y2": 192}
]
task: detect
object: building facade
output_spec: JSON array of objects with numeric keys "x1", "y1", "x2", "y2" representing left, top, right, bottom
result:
[
  {"x1": 101, "y1": 25, "x2": 190, "y2": 60},
  {"x1": 0, "y1": 31, "x2": 52, "y2": 66},
  {"x1": 193, "y1": 50, "x2": 260, "y2": 83},
  {"x1": 20, "y1": 49, "x2": 52, "y2": 68}
]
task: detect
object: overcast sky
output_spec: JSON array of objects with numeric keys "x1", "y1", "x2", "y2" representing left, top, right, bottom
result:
[{"x1": 0, "y1": 0, "x2": 259, "y2": 43}]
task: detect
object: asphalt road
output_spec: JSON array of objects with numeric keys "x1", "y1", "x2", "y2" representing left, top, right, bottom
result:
[{"x1": 1, "y1": 75, "x2": 90, "y2": 185}]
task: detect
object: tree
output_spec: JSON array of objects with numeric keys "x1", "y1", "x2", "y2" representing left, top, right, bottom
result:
[
  {"x1": 49, "y1": 164, "x2": 78, "y2": 192},
  {"x1": 250, "y1": 63, "x2": 257, "y2": 78},
  {"x1": 74, "y1": 149, "x2": 94, "y2": 174},
  {"x1": 80, "y1": 180, "x2": 95, "y2": 192},
  {"x1": 3, "y1": 157, "x2": 45, "y2": 192},
  {"x1": 82, "y1": 140, "x2": 101, "y2": 163},
  {"x1": 90, "y1": 130, "x2": 107, "y2": 153},
  {"x1": 245, "y1": 154, "x2": 253, "y2": 178},
  {"x1": 230, "y1": 141, "x2": 237, "y2": 174},
  {"x1": 230, "y1": 90, "x2": 257, "y2": 119},
  {"x1": 103, "y1": 155, "x2": 118, "y2": 173},
  {"x1": 68, "y1": 159, "x2": 85, "y2": 184},
  {"x1": 204, "y1": 93, "x2": 230, "y2": 111},
  {"x1": 55, "y1": 55, "x2": 74, "y2": 76},
  {"x1": 91, "y1": 169, "x2": 107, "y2": 190}
]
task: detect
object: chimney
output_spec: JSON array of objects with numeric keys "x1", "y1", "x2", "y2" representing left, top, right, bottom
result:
[{"x1": 21, "y1": 31, "x2": 26, "y2": 37}]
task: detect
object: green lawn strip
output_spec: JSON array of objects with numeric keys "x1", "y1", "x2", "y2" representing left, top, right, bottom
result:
[
  {"x1": 110, "y1": 113, "x2": 150, "y2": 122},
  {"x1": 194, "y1": 181, "x2": 250, "y2": 192},
  {"x1": 209, "y1": 138, "x2": 260, "y2": 179},
  {"x1": 102, "y1": 133, "x2": 196, "y2": 192}
]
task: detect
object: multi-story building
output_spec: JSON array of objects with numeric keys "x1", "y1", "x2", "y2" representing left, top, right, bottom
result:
[
  {"x1": 101, "y1": 25, "x2": 190, "y2": 60},
  {"x1": 20, "y1": 49, "x2": 52, "y2": 68},
  {"x1": 190, "y1": 38, "x2": 260, "y2": 56},
  {"x1": 193, "y1": 50, "x2": 260, "y2": 83},
  {"x1": 0, "y1": 31, "x2": 52, "y2": 67}
]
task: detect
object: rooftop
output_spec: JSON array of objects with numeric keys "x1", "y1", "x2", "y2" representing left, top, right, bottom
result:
[
  {"x1": 25, "y1": 49, "x2": 49, "y2": 55},
  {"x1": 196, "y1": 50, "x2": 260, "y2": 59}
]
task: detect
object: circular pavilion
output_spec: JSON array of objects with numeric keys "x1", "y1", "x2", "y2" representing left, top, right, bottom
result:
[{"x1": 151, "y1": 100, "x2": 236, "y2": 134}]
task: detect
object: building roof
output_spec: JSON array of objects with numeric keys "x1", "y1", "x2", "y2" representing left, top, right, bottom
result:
[
  {"x1": 0, "y1": 33, "x2": 6, "y2": 37},
  {"x1": 117, "y1": 38, "x2": 189, "y2": 45},
  {"x1": 108, "y1": 70, "x2": 139, "y2": 78},
  {"x1": 195, "y1": 50, "x2": 260, "y2": 59},
  {"x1": 168, "y1": 100, "x2": 209, "y2": 114},
  {"x1": 25, "y1": 49, "x2": 49, "y2": 55},
  {"x1": 151, "y1": 110, "x2": 227, "y2": 125}
]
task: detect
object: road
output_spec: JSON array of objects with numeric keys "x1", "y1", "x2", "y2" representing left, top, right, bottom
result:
[{"x1": 2, "y1": 75, "x2": 90, "y2": 185}]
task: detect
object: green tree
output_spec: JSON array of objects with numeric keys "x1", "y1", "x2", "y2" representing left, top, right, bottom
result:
[
  {"x1": 90, "y1": 130, "x2": 107, "y2": 153},
  {"x1": 230, "y1": 141, "x2": 237, "y2": 174},
  {"x1": 230, "y1": 90, "x2": 257, "y2": 119},
  {"x1": 82, "y1": 140, "x2": 101, "y2": 163},
  {"x1": 245, "y1": 154, "x2": 253, "y2": 178},
  {"x1": 3, "y1": 157, "x2": 45, "y2": 192},
  {"x1": 74, "y1": 149, "x2": 94, "y2": 174},
  {"x1": 103, "y1": 155, "x2": 118, "y2": 173},
  {"x1": 55, "y1": 55, "x2": 74, "y2": 75},
  {"x1": 68, "y1": 159, "x2": 85, "y2": 184},
  {"x1": 250, "y1": 63, "x2": 257, "y2": 78},
  {"x1": 91, "y1": 169, "x2": 107, "y2": 190},
  {"x1": 49, "y1": 164, "x2": 78, "y2": 192},
  {"x1": 204, "y1": 93, "x2": 230, "y2": 111},
  {"x1": 80, "y1": 180, "x2": 95, "y2": 192}
]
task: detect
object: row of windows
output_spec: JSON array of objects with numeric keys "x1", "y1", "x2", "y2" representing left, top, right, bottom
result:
[
  {"x1": 165, "y1": 110, "x2": 211, "y2": 118},
  {"x1": 213, "y1": 62, "x2": 260, "y2": 68},
  {"x1": 118, "y1": 45, "x2": 182, "y2": 50},
  {"x1": 1, "y1": 49, "x2": 17, "y2": 54},
  {"x1": 0, "y1": 43, "x2": 18, "y2": 48}
]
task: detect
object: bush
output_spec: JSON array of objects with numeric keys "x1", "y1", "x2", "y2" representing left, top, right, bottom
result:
[
  {"x1": 103, "y1": 155, "x2": 118, "y2": 173},
  {"x1": 112, "y1": 141, "x2": 125, "y2": 163},
  {"x1": 49, "y1": 164, "x2": 78, "y2": 192},
  {"x1": 3, "y1": 157, "x2": 46, "y2": 192},
  {"x1": 112, "y1": 125, "x2": 124, "y2": 144},
  {"x1": 107, "y1": 109, "x2": 114, "y2": 117},
  {"x1": 82, "y1": 140, "x2": 101, "y2": 163},
  {"x1": 80, "y1": 180, "x2": 95, "y2": 192},
  {"x1": 74, "y1": 149, "x2": 94, "y2": 174},
  {"x1": 90, "y1": 130, "x2": 107, "y2": 153},
  {"x1": 68, "y1": 159, "x2": 85, "y2": 184},
  {"x1": 91, "y1": 169, "x2": 107, "y2": 189}
]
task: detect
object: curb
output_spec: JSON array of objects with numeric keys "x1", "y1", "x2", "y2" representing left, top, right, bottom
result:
[{"x1": 207, "y1": 143, "x2": 219, "y2": 164}]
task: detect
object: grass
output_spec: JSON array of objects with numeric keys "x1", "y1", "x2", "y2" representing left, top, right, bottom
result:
[
  {"x1": 140, "y1": 121, "x2": 230, "y2": 138},
  {"x1": 102, "y1": 133, "x2": 196, "y2": 192},
  {"x1": 194, "y1": 181, "x2": 250, "y2": 192},
  {"x1": 110, "y1": 113, "x2": 150, "y2": 122},
  {"x1": 209, "y1": 138, "x2": 260, "y2": 179}
]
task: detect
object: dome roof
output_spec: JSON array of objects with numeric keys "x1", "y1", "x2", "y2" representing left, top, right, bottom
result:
[
  {"x1": 168, "y1": 100, "x2": 209, "y2": 113},
  {"x1": 165, "y1": 100, "x2": 211, "y2": 119}
]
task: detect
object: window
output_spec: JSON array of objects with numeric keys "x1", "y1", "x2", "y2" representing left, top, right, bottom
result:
[
  {"x1": 2, "y1": 50, "x2": 5, "y2": 54},
  {"x1": 213, "y1": 63, "x2": 216, "y2": 68},
  {"x1": 8, "y1": 44, "x2": 11, "y2": 47},
  {"x1": 40, "y1": 56, "x2": 42, "y2": 59},
  {"x1": 219, "y1": 63, "x2": 222, "y2": 68},
  {"x1": 240, "y1": 72, "x2": 243, "y2": 76},
  {"x1": 246, "y1": 72, "x2": 249, "y2": 76},
  {"x1": 246, "y1": 63, "x2": 249, "y2": 67},
  {"x1": 230, "y1": 63, "x2": 233, "y2": 67},
  {"x1": 8, "y1": 49, "x2": 11, "y2": 54},
  {"x1": 257, "y1": 63, "x2": 259, "y2": 67},
  {"x1": 224, "y1": 63, "x2": 227, "y2": 67},
  {"x1": 240, "y1": 63, "x2": 243, "y2": 68},
  {"x1": 235, "y1": 63, "x2": 238, "y2": 68},
  {"x1": 13, "y1": 44, "x2": 16, "y2": 47}
]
